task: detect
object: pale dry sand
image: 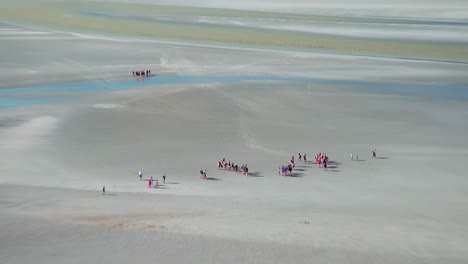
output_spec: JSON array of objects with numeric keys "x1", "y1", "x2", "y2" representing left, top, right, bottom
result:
[{"x1": 1, "y1": 2, "x2": 468, "y2": 263}]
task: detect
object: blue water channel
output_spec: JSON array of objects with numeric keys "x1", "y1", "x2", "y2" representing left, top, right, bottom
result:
[
  {"x1": 1, "y1": 75, "x2": 467, "y2": 107},
  {"x1": 0, "y1": 75, "x2": 288, "y2": 107}
]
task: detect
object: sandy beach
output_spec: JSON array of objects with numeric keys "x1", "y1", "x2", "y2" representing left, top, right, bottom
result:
[{"x1": 1, "y1": 0, "x2": 468, "y2": 263}]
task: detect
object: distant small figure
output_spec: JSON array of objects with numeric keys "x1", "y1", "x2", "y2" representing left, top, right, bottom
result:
[
  {"x1": 350, "y1": 153, "x2": 353, "y2": 160},
  {"x1": 303, "y1": 153, "x2": 307, "y2": 163},
  {"x1": 356, "y1": 154, "x2": 358, "y2": 161},
  {"x1": 323, "y1": 162, "x2": 327, "y2": 171},
  {"x1": 298, "y1": 153, "x2": 302, "y2": 162},
  {"x1": 148, "y1": 177, "x2": 153, "y2": 188},
  {"x1": 203, "y1": 170, "x2": 207, "y2": 180},
  {"x1": 102, "y1": 186, "x2": 105, "y2": 195},
  {"x1": 163, "y1": 173, "x2": 166, "y2": 183},
  {"x1": 155, "y1": 180, "x2": 159, "y2": 188},
  {"x1": 372, "y1": 149, "x2": 376, "y2": 158},
  {"x1": 139, "y1": 170, "x2": 143, "y2": 180}
]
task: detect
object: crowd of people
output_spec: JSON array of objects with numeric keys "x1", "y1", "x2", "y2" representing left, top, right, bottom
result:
[
  {"x1": 217, "y1": 158, "x2": 249, "y2": 175},
  {"x1": 125, "y1": 149, "x2": 378, "y2": 193}
]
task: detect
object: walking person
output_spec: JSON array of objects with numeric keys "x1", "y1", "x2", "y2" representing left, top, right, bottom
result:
[
  {"x1": 102, "y1": 186, "x2": 105, "y2": 195},
  {"x1": 303, "y1": 153, "x2": 307, "y2": 163},
  {"x1": 163, "y1": 173, "x2": 166, "y2": 183},
  {"x1": 148, "y1": 177, "x2": 153, "y2": 188},
  {"x1": 139, "y1": 170, "x2": 143, "y2": 180}
]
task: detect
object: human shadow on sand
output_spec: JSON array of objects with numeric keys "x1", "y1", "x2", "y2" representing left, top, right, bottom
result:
[
  {"x1": 324, "y1": 161, "x2": 342, "y2": 170},
  {"x1": 154, "y1": 186, "x2": 170, "y2": 189},
  {"x1": 375, "y1": 157, "x2": 389, "y2": 159},
  {"x1": 293, "y1": 168, "x2": 306, "y2": 171},
  {"x1": 284, "y1": 173, "x2": 303, "y2": 177},
  {"x1": 103, "y1": 193, "x2": 117, "y2": 196},
  {"x1": 247, "y1": 172, "x2": 263, "y2": 177},
  {"x1": 166, "y1": 182, "x2": 180, "y2": 185},
  {"x1": 295, "y1": 165, "x2": 313, "y2": 168},
  {"x1": 206, "y1": 177, "x2": 221, "y2": 181}
]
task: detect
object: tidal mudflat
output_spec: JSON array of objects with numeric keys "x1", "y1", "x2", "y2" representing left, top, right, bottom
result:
[{"x1": 1, "y1": 1, "x2": 468, "y2": 263}]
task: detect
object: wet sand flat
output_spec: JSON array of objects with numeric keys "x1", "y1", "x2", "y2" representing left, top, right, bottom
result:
[
  {"x1": 1, "y1": 1, "x2": 468, "y2": 263},
  {"x1": 1, "y1": 0, "x2": 468, "y2": 62}
]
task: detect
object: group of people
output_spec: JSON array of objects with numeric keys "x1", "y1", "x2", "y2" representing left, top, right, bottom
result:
[
  {"x1": 138, "y1": 170, "x2": 166, "y2": 188},
  {"x1": 199, "y1": 169, "x2": 207, "y2": 180},
  {"x1": 297, "y1": 152, "x2": 307, "y2": 163},
  {"x1": 147, "y1": 176, "x2": 158, "y2": 188},
  {"x1": 279, "y1": 164, "x2": 293, "y2": 175},
  {"x1": 127, "y1": 148, "x2": 377, "y2": 192},
  {"x1": 315, "y1": 153, "x2": 329, "y2": 171},
  {"x1": 132, "y1": 70, "x2": 151, "y2": 77},
  {"x1": 217, "y1": 158, "x2": 249, "y2": 175},
  {"x1": 279, "y1": 154, "x2": 301, "y2": 176},
  {"x1": 351, "y1": 149, "x2": 376, "y2": 161},
  {"x1": 278, "y1": 152, "x2": 330, "y2": 175}
]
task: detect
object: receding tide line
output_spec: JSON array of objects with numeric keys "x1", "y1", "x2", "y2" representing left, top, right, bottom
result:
[{"x1": 0, "y1": 76, "x2": 289, "y2": 95}]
